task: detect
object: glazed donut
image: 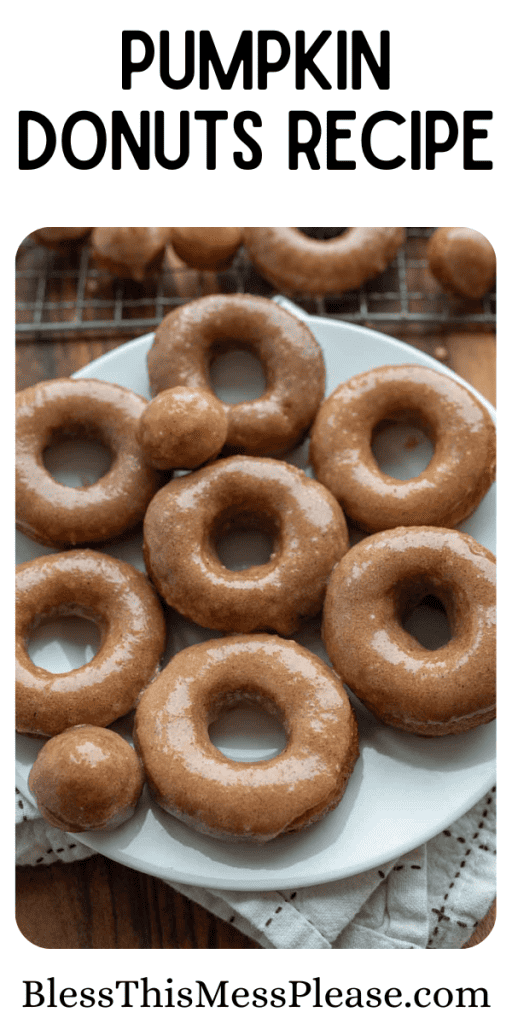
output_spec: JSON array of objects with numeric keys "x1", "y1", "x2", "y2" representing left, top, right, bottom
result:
[
  {"x1": 427, "y1": 227, "x2": 496, "y2": 299},
  {"x1": 29, "y1": 725, "x2": 145, "y2": 831},
  {"x1": 16, "y1": 377, "x2": 162, "y2": 548},
  {"x1": 170, "y1": 227, "x2": 243, "y2": 270},
  {"x1": 243, "y1": 227, "x2": 405, "y2": 295},
  {"x1": 322, "y1": 527, "x2": 496, "y2": 736},
  {"x1": 90, "y1": 227, "x2": 173, "y2": 281},
  {"x1": 137, "y1": 386, "x2": 228, "y2": 469},
  {"x1": 310, "y1": 364, "x2": 496, "y2": 534},
  {"x1": 16, "y1": 549, "x2": 166, "y2": 737},
  {"x1": 30, "y1": 227, "x2": 92, "y2": 248},
  {"x1": 143, "y1": 455, "x2": 349, "y2": 635},
  {"x1": 134, "y1": 634, "x2": 359, "y2": 842},
  {"x1": 147, "y1": 293, "x2": 326, "y2": 457}
]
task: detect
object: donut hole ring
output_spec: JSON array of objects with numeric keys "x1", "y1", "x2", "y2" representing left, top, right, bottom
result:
[
  {"x1": 322, "y1": 526, "x2": 496, "y2": 736},
  {"x1": 395, "y1": 577, "x2": 454, "y2": 650},
  {"x1": 16, "y1": 377, "x2": 162, "y2": 548},
  {"x1": 208, "y1": 690, "x2": 288, "y2": 762},
  {"x1": 147, "y1": 294, "x2": 326, "y2": 457},
  {"x1": 16, "y1": 549, "x2": 167, "y2": 737},
  {"x1": 143, "y1": 455, "x2": 349, "y2": 636},
  {"x1": 242, "y1": 227, "x2": 406, "y2": 295},
  {"x1": 134, "y1": 635, "x2": 359, "y2": 842},
  {"x1": 370, "y1": 412, "x2": 435, "y2": 480},
  {"x1": 310, "y1": 364, "x2": 496, "y2": 534},
  {"x1": 212, "y1": 505, "x2": 278, "y2": 571}
]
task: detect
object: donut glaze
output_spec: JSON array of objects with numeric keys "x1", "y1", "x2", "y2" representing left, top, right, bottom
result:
[
  {"x1": 137, "y1": 386, "x2": 228, "y2": 469},
  {"x1": 147, "y1": 293, "x2": 326, "y2": 457},
  {"x1": 322, "y1": 527, "x2": 496, "y2": 736},
  {"x1": 29, "y1": 725, "x2": 145, "y2": 832},
  {"x1": 310, "y1": 364, "x2": 496, "y2": 534},
  {"x1": 243, "y1": 227, "x2": 405, "y2": 295},
  {"x1": 143, "y1": 455, "x2": 349, "y2": 635},
  {"x1": 134, "y1": 635, "x2": 359, "y2": 842},
  {"x1": 30, "y1": 227, "x2": 92, "y2": 248},
  {"x1": 90, "y1": 227, "x2": 173, "y2": 280},
  {"x1": 170, "y1": 226, "x2": 242, "y2": 269},
  {"x1": 16, "y1": 549, "x2": 166, "y2": 737},
  {"x1": 427, "y1": 227, "x2": 496, "y2": 299},
  {"x1": 16, "y1": 377, "x2": 162, "y2": 548}
]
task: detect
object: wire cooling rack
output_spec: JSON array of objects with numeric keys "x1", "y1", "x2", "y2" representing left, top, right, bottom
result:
[{"x1": 16, "y1": 227, "x2": 496, "y2": 338}]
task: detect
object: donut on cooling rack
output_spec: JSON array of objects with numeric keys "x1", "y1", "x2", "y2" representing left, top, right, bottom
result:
[
  {"x1": 309, "y1": 363, "x2": 496, "y2": 534},
  {"x1": 427, "y1": 227, "x2": 496, "y2": 299},
  {"x1": 170, "y1": 227, "x2": 243, "y2": 270},
  {"x1": 16, "y1": 549, "x2": 166, "y2": 737},
  {"x1": 16, "y1": 377, "x2": 162, "y2": 548},
  {"x1": 322, "y1": 527, "x2": 496, "y2": 736},
  {"x1": 147, "y1": 293, "x2": 326, "y2": 457},
  {"x1": 29, "y1": 725, "x2": 145, "y2": 832},
  {"x1": 90, "y1": 227, "x2": 173, "y2": 281},
  {"x1": 143, "y1": 455, "x2": 349, "y2": 635},
  {"x1": 134, "y1": 634, "x2": 359, "y2": 842},
  {"x1": 242, "y1": 227, "x2": 405, "y2": 295},
  {"x1": 30, "y1": 227, "x2": 93, "y2": 248}
]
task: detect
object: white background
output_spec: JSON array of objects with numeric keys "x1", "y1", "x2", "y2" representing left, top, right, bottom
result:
[{"x1": 6, "y1": 0, "x2": 509, "y2": 1016}]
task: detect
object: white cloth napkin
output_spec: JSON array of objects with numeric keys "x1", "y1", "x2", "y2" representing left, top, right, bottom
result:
[{"x1": 16, "y1": 786, "x2": 495, "y2": 949}]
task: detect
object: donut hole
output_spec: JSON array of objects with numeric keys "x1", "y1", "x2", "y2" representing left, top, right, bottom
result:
[
  {"x1": 43, "y1": 426, "x2": 112, "y2": 487},
  {"x1": 397, "y1": 580, "x2": 452, "y2": 650},
  {"x1": 209, "y1": 345, "x2": 266, "y2": 404},
  {"x1": 208, "y1": 691, "x2": 287, "y2": 762},
  {"x1": 213, "y1": 508, "x2": 277, "y2": 571},
  {"x1": 297, "y1": 227, "x2": 348, "y2": 240},
  {"x1": 27, "y1": 612, "x2": 102, "y2": 672},
  {"x1": 371, "y1": 414, "x2": 434, "y2": 480}
]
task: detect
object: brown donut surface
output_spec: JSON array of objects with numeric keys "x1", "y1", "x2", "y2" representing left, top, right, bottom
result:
[
  {"x1": 322, "y1": 527, "x2": 496, "y2": 736},
  {"x1": 147, "y1": 293, "x2": 326, "y2": 457},
  {"x1": 427, "y1": 227, "x2": 496, "y2": 299},
  {"x1": 143, "y1": 455, "x2": 349, "y2": 635},
  {"x1": 170, "y1": 227, "x2": 242, "y2": 269},
  {"x1": 310, "y1": 364, "x2": 496, "y2": 534},
  {"x1": 30, "y1": 227, "x2": 92, "y2": 248},
  {"x1": 90, "y1": 227, "x2": 173, "y2": 280},
  {"x1": 243, "y1": 227, "x2": 405, "y2": 295},
  {"x1": 16, "y1": 377, "x2": 162, "y2": 548},
  {"x1": 29, "y1": 725, "x2": 145, "y2": 831},
  {"x1": 134, "y1": 635, "x2": 359, "y2": 842},
  {"x1": 16, "y1": 549, "x2": 166, "y2": 737}
]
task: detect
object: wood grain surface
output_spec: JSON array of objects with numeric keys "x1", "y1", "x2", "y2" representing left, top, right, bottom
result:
[{"x1": 15, "y1": 231, "x2": 496, "y2": 949}]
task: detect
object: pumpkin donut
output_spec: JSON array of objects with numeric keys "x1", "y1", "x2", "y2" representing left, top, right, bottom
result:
[
  {"x1": 170, "y1": 226, "x2": 242, "y2": 269},
  {"x1": 147, "y1": 293, "x2": 326, "y2": 457},
  {"x1": 243, "y1": 227, "x2": 405, "y2": 295},
  {"x1": 134, "y1": 634, "x2": 359, "y2": 842},
  {"x1": 309, "y1": 364, "x2": 496, "y2": 534},
  {"x1": 16, "y1": 377, "x2": 162, "y2": 548},
  {"x1": 30, "y1": 227, "x2": 92, "y2": 249},
  {"x1": 427, "y1": 227, "x2": 496, "y2": 299},
  {"x1": 90, "y1": 227, "x2": 173, "y2": 281},
  {"x1": 29, "y1": 725, "x2": 145, "y2": 832},
  {"x1": 322, "y1": 527, "x2": 496, "y2": 736},
  {"x1": 16, "y1": 549, "x2": 166, "y2": 737},
  {"x1": 143, "y1": 455, "x2": 349, "y2": 635}
]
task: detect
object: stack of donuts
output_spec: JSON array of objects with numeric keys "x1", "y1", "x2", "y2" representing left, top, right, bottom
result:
[{"x1": 17, "y1": 236, "x2": 496, "y2": 844}]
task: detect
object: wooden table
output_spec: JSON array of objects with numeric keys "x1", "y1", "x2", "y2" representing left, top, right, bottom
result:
[{"x1": 15, "y1": 232, "x2": 496, "y2": 948}]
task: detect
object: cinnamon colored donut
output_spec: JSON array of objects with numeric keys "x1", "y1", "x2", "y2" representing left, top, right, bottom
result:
[
  {"x1": 243, "y1": 227, "x2": 405, "y2": 295},
  {"x1": 310, "y1": 364, "x2": 496, "y2": 534},
  {"x1": 427, "y1": 227, "x2": 496, "y2": 299},
  {"x1": 16, "y1": 549, "x2": 166, "y2": 737},
  {"x1": 170, "y1": 226, "x2": 242, "y2": 269},
  {"x1": 322, "y1": 527, "x2": 496, "y2": 736},
  {"x1": 134, "y1": 634, "x2": 359, "y2": 842},
  {"x1": 30, "y1": 227, "x2": 92, "y2": 248},
  {"x1": 147, "y1": 294, "x2": 326, "y2": 457},
  {"x1": 143, "y1": 455, "x2": 349, "y2": 635},
  {"x1": 90, "y1": 227, "x2": 173, "y2": 280},
  {"x1": 29, "y1": 725, "x2": 145, "y2": 831},
  {"x1": 16, "y1": 377, "x2": 162, "y2": 548}
]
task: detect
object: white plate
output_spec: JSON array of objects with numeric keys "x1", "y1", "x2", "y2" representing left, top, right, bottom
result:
[{"x1": 16, "y1": 303, "x2": 496, "y2": 891}]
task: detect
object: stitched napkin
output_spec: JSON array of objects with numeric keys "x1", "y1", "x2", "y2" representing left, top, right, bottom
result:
[{"x1": 16, "y1": 786, "x2": 495, "y2": 949}]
